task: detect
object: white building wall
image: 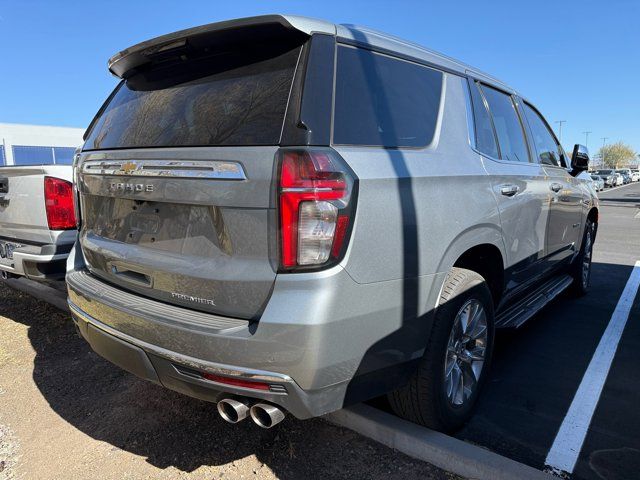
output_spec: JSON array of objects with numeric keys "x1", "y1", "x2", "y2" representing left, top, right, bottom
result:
[{"x1": 0, "y1": 123, "x2": 85, "y2": 165}]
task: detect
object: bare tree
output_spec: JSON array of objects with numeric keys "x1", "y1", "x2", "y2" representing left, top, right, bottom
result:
[{"x1": 597, "y1": 141, "x2": 637, "y2": 168}]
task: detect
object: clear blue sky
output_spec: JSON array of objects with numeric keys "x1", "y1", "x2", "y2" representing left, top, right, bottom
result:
[{"x1": 1, "y1": 0, "x2": 638, "y2": 155}]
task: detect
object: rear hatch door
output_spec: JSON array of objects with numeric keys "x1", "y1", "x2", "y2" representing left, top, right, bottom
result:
[{"x1": 78, "y1": 23, "x2": 308, "y2": 320}]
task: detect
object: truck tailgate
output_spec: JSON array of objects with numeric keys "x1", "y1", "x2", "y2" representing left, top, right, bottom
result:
[{"x1": 0, "y1": 165, "x2": 73, "y2": 244}]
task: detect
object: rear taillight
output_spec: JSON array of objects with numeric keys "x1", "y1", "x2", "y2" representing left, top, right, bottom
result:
[
  {"x1": 278, "y1": 148, "x2": 356, "y2": 270},
  {"x1": 44, "y1": 176, "x2": 76, "y2": 230}
]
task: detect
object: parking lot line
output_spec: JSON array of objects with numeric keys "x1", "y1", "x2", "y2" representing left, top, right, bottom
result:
[{"x1": 544, "y1": 260, "x2": 640, "y2": 476}]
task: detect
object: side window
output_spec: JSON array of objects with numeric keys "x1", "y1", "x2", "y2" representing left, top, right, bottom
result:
[
  {"x1": 468, "y1": 80, "x2": 499, "y2": 158},
  {"x1": 480, "y1": 85, "x2": 530, "y2": 163},
  {"x1": 522, "y1": 103, "x2": 563, "y2": 167},
  {"x1": 333, "y1": 46, "x2": 443, "y2": 148}
]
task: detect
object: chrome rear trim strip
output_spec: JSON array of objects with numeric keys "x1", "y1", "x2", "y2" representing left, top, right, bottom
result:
[{"x1": 81, "y1": 159, "x2": 247, "y2": 180}]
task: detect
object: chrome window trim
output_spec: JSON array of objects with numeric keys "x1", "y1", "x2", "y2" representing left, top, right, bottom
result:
[{"x1": 81, "y1": 159, "x2": 247, "y2": 180}]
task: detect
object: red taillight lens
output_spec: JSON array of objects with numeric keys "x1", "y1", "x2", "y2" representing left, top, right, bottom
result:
[
  {"x1": 44, "y1": 176, "x2": 76, "y2": 230},
  {"x1": 201, "y1": 372, "x2": 271, "y2": 391},
  {"x1": 278, "y1": 149, "x2": 356, "y2": 269}
]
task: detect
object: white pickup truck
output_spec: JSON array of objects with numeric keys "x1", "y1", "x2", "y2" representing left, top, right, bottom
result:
[{"x1": 0, "y1": 165, "x2": 76, "y2": 281}]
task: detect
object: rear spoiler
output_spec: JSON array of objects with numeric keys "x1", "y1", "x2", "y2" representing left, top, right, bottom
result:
[{"x1": 108, "y1": 14, "x2": 336, "y2": 78}]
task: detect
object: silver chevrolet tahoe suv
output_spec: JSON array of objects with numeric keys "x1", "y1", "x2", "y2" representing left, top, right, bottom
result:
[{"x1": 67, "y1": 15, "x2": 598, "y2": 431}]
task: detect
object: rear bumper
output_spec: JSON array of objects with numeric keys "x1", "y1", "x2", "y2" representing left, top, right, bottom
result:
[
  {"x1": 0, "y1": 242, "x2": 72, "y2": 280},
  {"x1": 67, "y1": 260, "x2": 445, "y2": 419},
  {"x1": 68, "y1": 300, "x2": 338, "y2": 418}
]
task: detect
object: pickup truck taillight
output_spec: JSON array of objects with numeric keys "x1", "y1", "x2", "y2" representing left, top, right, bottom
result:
[
  {"x1": 44, "y1": 176, "x2": 76, "y2": 230},
  {"x1": 278, "y1": 148, "x2": 357, "y2": 270}
]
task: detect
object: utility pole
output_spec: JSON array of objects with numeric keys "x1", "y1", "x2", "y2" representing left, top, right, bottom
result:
[
  {"x1": 601, "y1": 137, "x2": 608, "y2": 168},
  {"x1": 555, "y1": 120, "x2": 566, "y2": 144},
  {"x1": 583, "y1": 131, "x2": 592, "y2": 149}
]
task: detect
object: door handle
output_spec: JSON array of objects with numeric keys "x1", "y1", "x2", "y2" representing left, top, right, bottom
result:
[
  {"x1": 500, "y1": 184, "x2": 519, "y2": 197},
  {"x1": 550, "y1": 183, "x2": 563, "y2": 193}
]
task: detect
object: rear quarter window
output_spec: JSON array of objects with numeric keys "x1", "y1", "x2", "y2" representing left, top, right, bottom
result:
[{"x1": 333, "y1": 46, "x2": 443, "y2": 148}]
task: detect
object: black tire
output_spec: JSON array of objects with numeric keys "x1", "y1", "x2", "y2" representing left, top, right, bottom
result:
[
  {"x1": 388, "y1": 267, "x2": 495, "y2": 432},
  {"x1": 568, "y1": 218, "x2": 595, "y2": 297}
]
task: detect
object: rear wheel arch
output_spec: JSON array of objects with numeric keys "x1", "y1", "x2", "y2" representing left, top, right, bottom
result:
[{"x1": 452, "y1": 244, "x2": 504, "y2": 308}]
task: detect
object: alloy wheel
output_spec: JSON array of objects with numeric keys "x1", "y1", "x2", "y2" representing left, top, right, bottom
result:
[{"x1": 444, "y1": 299, "x2": 488, "y2": 407}]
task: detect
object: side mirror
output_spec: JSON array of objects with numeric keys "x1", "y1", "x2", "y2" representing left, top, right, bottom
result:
[{"x1": 571, "y1": 144, "x2": 589, "y2": 172}]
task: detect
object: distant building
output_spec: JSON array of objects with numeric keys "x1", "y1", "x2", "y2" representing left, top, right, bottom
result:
[{"x1": 0, "y1": 123, "x2": 84, "y2": 166}]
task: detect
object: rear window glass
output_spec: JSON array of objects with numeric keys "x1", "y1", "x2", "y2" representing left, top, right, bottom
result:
[
  {"x1": 84, "y1": 46, "x2": 301, "y2": 150},
  {"x1": 333, "y1": 46, "x2": 443, "y2": 148}
]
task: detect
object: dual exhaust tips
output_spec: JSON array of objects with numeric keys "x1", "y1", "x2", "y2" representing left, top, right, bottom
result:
[{"x1": 217, "y1": 398, "x2": 285, "y2": 429}]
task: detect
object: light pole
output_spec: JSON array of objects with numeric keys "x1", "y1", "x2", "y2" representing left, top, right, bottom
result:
[
  {"x1": 555, "y1": 120, "x2": 566, "y2": 144},
  {"x1": 601, "y1": 137, "x2": 608, "y2": 168},
  {"x1": 583, "y1": 131, "x2": 592, "y2": 149}
]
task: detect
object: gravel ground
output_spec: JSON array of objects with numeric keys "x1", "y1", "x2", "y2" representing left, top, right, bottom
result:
[{"x1": 0, "y1": 281, "x2": 458, "y2": 480}]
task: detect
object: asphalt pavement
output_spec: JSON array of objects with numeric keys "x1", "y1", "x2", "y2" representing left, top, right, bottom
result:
[{"x1": 455, "y1": 181, "x2": 640, "y2": 479}]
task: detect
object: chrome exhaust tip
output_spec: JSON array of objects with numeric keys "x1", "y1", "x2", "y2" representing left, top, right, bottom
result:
[
  {"x1": 250, "y1": 403, "x2": 285, "y2": 429},
  {"x1": 217, "y1": 398, "x2": 250, "y2": 424}
]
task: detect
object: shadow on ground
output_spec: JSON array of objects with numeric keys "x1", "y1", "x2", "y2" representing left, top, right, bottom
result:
[{"x1": 0, "y1": 283, "x2": 451, "y2": 479}]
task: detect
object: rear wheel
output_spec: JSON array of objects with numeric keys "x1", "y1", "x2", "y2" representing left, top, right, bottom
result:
[
  {"x1": 388, "y1": 268, "x2": 495, "y2": 432},
  {"x1": 569, "y1": 219, "x2": 595, "y2": 297}
]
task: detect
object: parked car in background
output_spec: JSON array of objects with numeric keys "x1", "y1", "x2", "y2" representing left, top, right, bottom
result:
[
  {"x1": 0, "y1": 165, "x2": 76, "y2": 281},
  {"x1": 631, "y1": 170, "x2": 640, "y2": 182},
  {"x1": 590, "y1": 174, "x2": 605, "y2": 192},
  {"x1": 66, "y1": 15, "x2": 599, "y2": 433},
  {"x1": 616, "y1": 169, "x2": 632, "y2": 184},
  {"x1": 593, "y1": 169, "x2": 617, "y2": 187},
  {"x1": 615, "y1": 172, "x2": 625, "y2": 186}
]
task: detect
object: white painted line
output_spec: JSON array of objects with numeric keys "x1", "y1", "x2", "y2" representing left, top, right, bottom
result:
[
  {"x1": 634, "y1": 210, "x2": 640, "y2": 219},
  {"x1": 327, "y1": 404, "x2": 553, "y2": 480},
  {"x1": 544, "y1": 260, "x2": 640, "y2": 475}
]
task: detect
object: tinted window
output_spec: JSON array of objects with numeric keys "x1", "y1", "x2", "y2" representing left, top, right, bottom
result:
[
  {"x1": 480, "y1": 85, "x2": 530, "y2": 163},
  {"x1": 522, "y1": 103, "x2": 562, "y2": 167},
  {"x1": 0, "y1": 145, "x2": 5, "y2": 166},
  {"x1": 13, "y1": 145, "x2": 54, "y2": 165},
  {"x1": 84, "y1": 46, "x2": 301, "y2": 149},
  {"x1": 333, "y1": 46, "x2": 443, "y2": 147},
  {"x1": 53, "y1": 147, "x2": 76, "y2": 164},
  {"x1": 468, "y1": 81, "x2": 499, "y2": 158},
  {"x1": 11, "y1": 145, "x2": 76, "y2": 165}
]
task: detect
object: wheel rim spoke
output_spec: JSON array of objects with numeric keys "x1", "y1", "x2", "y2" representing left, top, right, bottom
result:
[
  {"x1": 452, "y1": 363, "x2": 464, "y2": 404},
  {"x1": 461, "y1": 361, "x2": 477, "y2": 398}
]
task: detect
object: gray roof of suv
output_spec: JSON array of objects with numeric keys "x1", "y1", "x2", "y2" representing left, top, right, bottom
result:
[{"x1": 108, "y1": 14, "x2": 516, "y2": 95}]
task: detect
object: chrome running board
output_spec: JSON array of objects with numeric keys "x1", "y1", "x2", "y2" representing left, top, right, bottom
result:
[{"x1": 496, "y1": 274, "x2": 573, "y2": 328}]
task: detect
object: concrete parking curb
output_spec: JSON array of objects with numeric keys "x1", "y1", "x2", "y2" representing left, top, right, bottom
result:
[{"x1": 325, "y1": 404, "x2": 554, "y2": 480}]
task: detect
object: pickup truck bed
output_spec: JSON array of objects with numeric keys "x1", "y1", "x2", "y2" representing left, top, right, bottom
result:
[{"x1": 0, "y1": 165, "x2": 76, "y2": 281}]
